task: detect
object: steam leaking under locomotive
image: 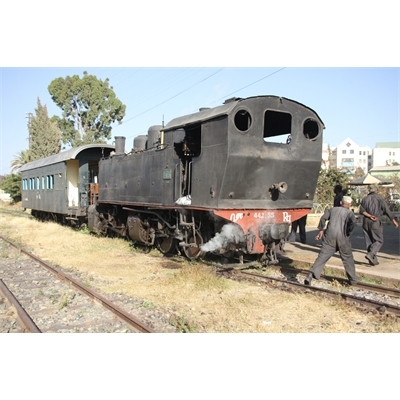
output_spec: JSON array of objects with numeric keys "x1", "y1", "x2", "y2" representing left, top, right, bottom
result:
[
  {"x1": 201, "y1": 223, "x2": 245, "y2": 253},
  {"x1": 20, "y1": 95, "x2": 324, "y2": 265}
]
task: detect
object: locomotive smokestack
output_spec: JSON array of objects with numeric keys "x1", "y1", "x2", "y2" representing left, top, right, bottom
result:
[{"x1": 114, "y1": 136, "x2": 126, "y2": 155}]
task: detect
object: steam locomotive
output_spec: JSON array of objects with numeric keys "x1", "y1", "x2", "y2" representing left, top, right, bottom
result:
[{"x1": 21, "y1": 95, "x2": 324, "y2": 265}]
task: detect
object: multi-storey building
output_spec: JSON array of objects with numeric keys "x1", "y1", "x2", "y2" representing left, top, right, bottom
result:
[
  {"x1": 372, "y1": 142, "x2": 400, "y2": 167},
  {"x1": 329, "y1": 138, "x2": 371, "y2": 174}
]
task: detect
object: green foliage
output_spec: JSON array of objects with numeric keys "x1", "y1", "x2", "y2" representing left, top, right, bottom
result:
[
  {"x1": 387, "y1": 172, "x2": 400, "y2": 190},
  {"x1": 139, "y1": 300, "x2": 156, "y2": 309},
  {"x1": 29, "y1": 98, "x2": 61, "y2": 159},
  {"x1": 79, "y1": 224, "x2": 91, "y2": 234},
  {"x1": 169, "y1": 314, "x2": 197, "y2": 333},
  {"x1": 58, "y1": 292, "x2": 69, "y2": 310},
  {"x1": 0, "y1": 173, "x2": 22, "y2": 203},
  {"x1": 10, "y1": 149, "x2": 32, "y2": 173},
  {"x1": 48, "y1": 71, "x2": 126, "y2": 147},
  {"x1": 9, "y1": 98, "x2": 60, "y2": 175},
  {"x1": 314, "y1": 167, "x2": 349, "y2": 206},
  {"x1": 353, "y1": 167, "x2": 365, "y2": 179},
  {"x1": 375, "y1": 172, "x2": 400, "y2": 204}
]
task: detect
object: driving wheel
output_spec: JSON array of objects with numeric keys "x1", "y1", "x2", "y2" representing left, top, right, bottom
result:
[
  {"x1": 156, "y1": 236, "x2": 178, "y2": 255},
  {"x1": 183, "y1": 230, "x2": 205, "y2": 260}
]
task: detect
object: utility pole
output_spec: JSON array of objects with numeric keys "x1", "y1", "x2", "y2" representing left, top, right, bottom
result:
[{"x1": 26, "y1": 112, "x2": 33, "y2": 149}]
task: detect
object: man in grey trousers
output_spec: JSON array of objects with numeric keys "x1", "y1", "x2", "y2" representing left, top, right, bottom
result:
[
  {"x1": 304, "y1": 196, "x2": 361, "y2": 286},
  {"x1": 360, "y1": 185, "x2": 399, "y2": 266}
]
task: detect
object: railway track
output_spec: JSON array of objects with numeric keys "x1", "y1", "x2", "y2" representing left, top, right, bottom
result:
[
  {"x1": 2, "y1": 226, "x2": 398, "y2": 333},
  {"x1": 0, "y1": 235, "x2": 156, "y2": 333},
  {"x1": 216, "y1": 263, "x2": 400, "y2": 317}
]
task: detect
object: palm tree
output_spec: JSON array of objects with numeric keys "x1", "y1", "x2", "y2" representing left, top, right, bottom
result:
[{"x1": 10, "y1": 149, "x2": 31, "y2": 173}]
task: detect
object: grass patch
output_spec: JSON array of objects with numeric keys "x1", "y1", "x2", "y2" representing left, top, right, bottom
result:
[
  {"x1": 1, "y1": 205, "x2": 400, "y2": 332},
  {"x1": 169, "y1": 314, "x2": 198, "y2": 333},
  {"x1": 168, "y1": 263, "x2": 228, "y2": 292},
  {"x1": 59, "y1": 292, "x2": 69, "y2": 310},
  {"x1": 139, "y1": 300, "x2": 156, "y2": 309}
]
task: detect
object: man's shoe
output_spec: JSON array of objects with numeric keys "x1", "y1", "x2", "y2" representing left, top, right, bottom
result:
[
  {"x1": 365, "y1": 254, "x2": 378, "y2": 266},
  {"x1": 349, "y1": 276, "x2": 361, "y2": 286},
  {"x1": 304, "y1": 273, "x2": 313, "y2": 285},
  {"x1": 287, "y1": 233, "x2": 296, "y2": 243}
]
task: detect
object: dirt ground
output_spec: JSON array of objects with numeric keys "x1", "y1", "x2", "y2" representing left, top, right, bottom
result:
[{"x1": 1, "y1": 202, "x2": 400, "y2": 333}]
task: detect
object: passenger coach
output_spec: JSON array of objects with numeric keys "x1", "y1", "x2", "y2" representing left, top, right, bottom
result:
[{"x1": 20, "y1": 144, "x2": 115, "y2": 225}]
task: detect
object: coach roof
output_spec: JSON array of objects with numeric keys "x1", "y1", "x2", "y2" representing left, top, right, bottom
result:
[{"x1": 19, "y1": 144, "x2": 115, "y2": 172}]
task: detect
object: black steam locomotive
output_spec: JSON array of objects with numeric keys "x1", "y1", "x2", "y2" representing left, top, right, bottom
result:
[{"x1": 21, "y1": 95, "x2": 324, "y2": 265}]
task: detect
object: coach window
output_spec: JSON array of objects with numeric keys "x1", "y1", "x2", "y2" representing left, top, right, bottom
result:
[
  {"x1": 263, "y1": 110, "x2": 292, "y2": 143},
  {"x1": 47, "y1": 175, "x2": 54, "y2": 189},
  {"x1": 42, "y1": 176, "x2": 45, "y2": 189},
  {"x1": 37, "y1": 177, "x2": 40, "y2": 190},
  {"x1": 303, "y1": 119, "x2": 319, "y2": 140}
]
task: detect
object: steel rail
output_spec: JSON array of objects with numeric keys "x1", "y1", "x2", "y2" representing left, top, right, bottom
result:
[
  {"x1": 268, "y1": 264, "x2": 400, "y2": 298},
  {"x1": 213, "y1": 259, "x2": 400, "y2": 298},
  {"x1": 239, "y1": 270, "x2": 400, "y2": 316},
  {"x1": 0, "y1": 279, "x2": 42, "y2": 333},
  {"x1": 0, "y1": 235, "x2": 155, "y2": 333}
]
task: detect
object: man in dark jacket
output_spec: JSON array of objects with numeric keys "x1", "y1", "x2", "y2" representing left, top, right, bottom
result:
[
  {"x1": 305, "y1": 196, "x2": 360, "y2": 286},
  {"x1": 333, "y1": 184, "x2": 343, "y2": 207},
  {"x1": 359, "y1": 185, "x2": 399, "y2": 266}
]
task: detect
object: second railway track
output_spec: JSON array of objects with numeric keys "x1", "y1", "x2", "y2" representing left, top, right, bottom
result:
[
  {"x1": 215, "y1": 262, "x2": 400, "y2": 317},
  {"x1": 0, "y1": 235, "x2": 164, "y2": 333}
]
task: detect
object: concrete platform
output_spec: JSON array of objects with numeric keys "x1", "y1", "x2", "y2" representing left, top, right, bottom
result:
[{"x1": 280, "y1": 223, "x2": 400, "y2": 283}]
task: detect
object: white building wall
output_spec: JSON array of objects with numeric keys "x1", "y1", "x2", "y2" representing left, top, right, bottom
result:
[
  {"x1": 372, "y1": 147, "x2": 400, "y2": 167},
  {"x1": 321, "y1": 142, "x2": 330, "y2": 169},
  {"x1": 331, "y1": 138, "x2": 371, "y2": 174},
  {"x1": 0, "y1": 189, "x2": 12, "y2": 202}
]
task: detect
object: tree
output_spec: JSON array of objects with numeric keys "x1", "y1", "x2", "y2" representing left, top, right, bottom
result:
[
  {"x1": 48, "y1": 71, "x2": 126, "y2": 147},
  {"x1": 353, "y1": 166, "x2": 365, "y2": 179},
  {"x1": 0, "y1": 173, "x2": 21, "y2": 203},
  {"x1": 10, "y1": 149, "x2": 32, "y2": 173},
  {"x1": 29, "y1": 98, "x2": 61, "y2": 159},
  {"x1": 313, "y1": 167, "x2": 349, "y2": 208},
  {"x1": 386, "y1": 160, "x2": 400, "y2": 166}
]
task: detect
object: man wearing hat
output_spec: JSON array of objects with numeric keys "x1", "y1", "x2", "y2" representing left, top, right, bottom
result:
[
  {"x1": 305, "y1": 196, "x2": 361, "y2": 286},
  {"x1": 360, "y1": 185, "x2": 399, "y2": 266}
]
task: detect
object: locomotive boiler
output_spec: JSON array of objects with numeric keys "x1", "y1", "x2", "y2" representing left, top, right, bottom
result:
[{"x1": 88, "y1": 95, "x2": 324, "y2": 264}]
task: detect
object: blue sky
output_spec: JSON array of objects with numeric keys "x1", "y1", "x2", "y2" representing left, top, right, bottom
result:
[
  {"x1": 1, "y1": 3, "x2": 399, "y2": 176},
  {"x1": 1, "y1": 67, "x2": 398, "y2": 175}
]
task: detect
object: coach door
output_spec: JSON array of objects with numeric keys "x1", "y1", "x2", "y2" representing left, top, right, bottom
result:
[{"x1": 66, "y1": 160, "x2": 79, "y2": 207}]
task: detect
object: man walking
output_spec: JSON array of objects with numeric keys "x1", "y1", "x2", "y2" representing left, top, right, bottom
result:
[
  {"x1": 305, "y1": 196, "x2": 360, "y2": 286},
  {"x1": 333, "y1": 184, "x2": 343, "y2": 207},
  {"x1": 360, "y1": 185, "x2": 399, "y2": 266},
  {"x1": 287, "y1": 215, "x2": 307, "y2": 244}
]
